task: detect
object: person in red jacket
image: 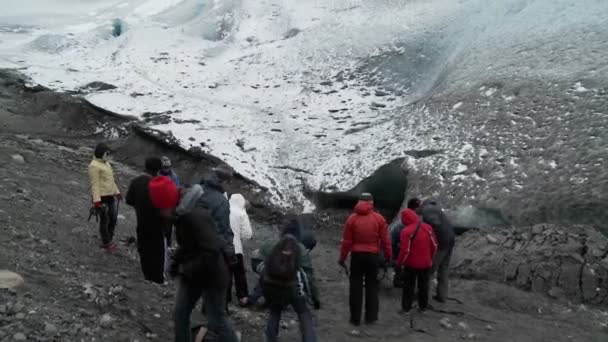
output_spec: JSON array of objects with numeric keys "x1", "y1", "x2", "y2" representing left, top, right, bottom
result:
[
  {"x1": 339, "y1": 193, "x2": 392, "y2": 327},
  {"x1": 396, "y1": 208, "x2": 438, "y2": 312}
]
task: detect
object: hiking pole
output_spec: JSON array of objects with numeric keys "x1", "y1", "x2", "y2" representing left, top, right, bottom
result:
[{"x1": 340, "y1": 263, "x2": 349, "y2": 277}]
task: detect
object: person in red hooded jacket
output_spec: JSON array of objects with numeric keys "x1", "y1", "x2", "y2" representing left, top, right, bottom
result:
[
  {"x1": 396, "y1": 208, "x2": 438, "y2": 312},
  {"x1": 339, "y1": 193, "x2": 392, "y2": 327}
]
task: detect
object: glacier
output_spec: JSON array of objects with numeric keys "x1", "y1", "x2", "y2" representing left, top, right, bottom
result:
[{"x1": 1, "y1": 0, "x2": 607, "y2": 217}]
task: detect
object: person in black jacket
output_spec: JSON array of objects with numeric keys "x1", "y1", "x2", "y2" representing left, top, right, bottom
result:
[
  {"x1": 149, "y1": 176, "x2": 239, "y2": 342},
  {"x1": 419, "y1": 199, "x2": 455, "y2": 303},
  {"x1": 125, "y1": 157, "x2": 166, "y2": 284}
]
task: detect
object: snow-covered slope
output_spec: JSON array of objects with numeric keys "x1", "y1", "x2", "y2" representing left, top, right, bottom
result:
[{"x1": 1, "y1": 0, "x2": 607, "y2": 210}]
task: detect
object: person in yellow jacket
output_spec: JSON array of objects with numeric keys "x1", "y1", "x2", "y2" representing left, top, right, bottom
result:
[{"x1": 88, "y1": 143, "x2": 121, "y2": 251}]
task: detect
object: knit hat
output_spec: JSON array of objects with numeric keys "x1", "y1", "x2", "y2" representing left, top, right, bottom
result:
[
  {"x1": 161, "y1": 156, "x2": 171, "y2": 168},
  {"x1": 144, "y1": 157, "x2": 162, "y2": 175},
  {"x1": 359, "y1": 192, "x2": 373, "y2": 201},
  {"x1": 407, "y1": 198, "x2": 422, "y2": 210},
  {"x1": 94, "y1": 143, "x2": 111, "y2": 158},
  {"x1": 149, "y1": 176, "x2": 179, "y2": 209}
]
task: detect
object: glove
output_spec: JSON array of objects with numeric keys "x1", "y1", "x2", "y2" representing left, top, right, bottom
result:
[
  {"x1": 313, "y1": 298, "x2": 321, "y2": 310},
  {"x1": 94, "y1": 201, "x2": 103, "y2": 208},
  {"x1": 116, "y1": 193, "x2": 123, "y2": 201}
]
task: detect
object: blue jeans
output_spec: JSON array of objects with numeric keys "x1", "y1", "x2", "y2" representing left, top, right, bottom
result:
[
  {"x1": 264, "y1": 284, "x2": 317, "y2": 342},
  {"x1": 174, "y1": 279, "x2": 238, "y2": 342}
]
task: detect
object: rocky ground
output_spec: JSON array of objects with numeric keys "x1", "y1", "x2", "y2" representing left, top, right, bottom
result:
[{"x1": 1, "y1": 70, "x2": 608, "y2": 341}]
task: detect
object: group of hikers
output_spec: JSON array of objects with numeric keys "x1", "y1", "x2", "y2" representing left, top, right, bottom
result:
[{"x1": 87, "y1": 142, "x2": 454, "y2": 342}]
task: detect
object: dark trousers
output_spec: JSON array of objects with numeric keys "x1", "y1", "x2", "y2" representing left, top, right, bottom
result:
[
  {"x1": 165, "y1": 224, "x2": 174, "y2": 247},
  {"x1": 138, "y1": 231, "x2": 166, "y2": 284},
  {"x1": 431, "y1": 248, "x2": 452, "y2": 301},
  {"x1": 401, "y1": 267, "x2": 431, "y2": 311},
  {"x1": 227, "y1": 254, "x2": 249, "y2": 302},
  {"x1": 349, "y1": 252, "x2": 380, "y2": 325},
  {"x1": 99, "y1": 196, "x2": 118, "y2": 245},
  {"x1": 248, "y1": 280, "x2": 264, "y2": 305},
  {"x1": 174, "y1": 279, "x2": 239, "y2": 342},
  {"x1": 263, "y1": 283, "x2": 317, "y2": 342}
]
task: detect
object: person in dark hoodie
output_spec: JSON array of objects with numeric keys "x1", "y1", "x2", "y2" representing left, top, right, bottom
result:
[
  {"x1": 253, "y1": 224, "x2": 320, "y2": 342},
  {"x1": 396, "y1": 208, "x2": 438, "y2": 312},
  {"x1": 125, "y1": 157, "x2": 166, "y2": 284},
  {"x1": 149, "y1": 176, "x2": 239, "y2": 342},
  {"x1": 339, "y1": 193, "x2": 392, "y2": 327},
  {"x1": 419, "y1": 199, "x2": 455, "y2": 303},
  {"x1": 247, "y1": 214, "x2": 318, "y2": 307}
]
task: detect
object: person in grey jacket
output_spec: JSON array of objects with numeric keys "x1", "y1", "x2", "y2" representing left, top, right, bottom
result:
[
  {"x1": 175, "y1": 173, "x2": 236, "y2": 263},
  {"x1": 419, "y1": 199, "x2": 455, "y2": 303}
]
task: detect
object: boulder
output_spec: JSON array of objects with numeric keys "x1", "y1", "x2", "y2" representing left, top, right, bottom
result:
[
  {"x1": 11, "y1": 154, "x2": 25, "y2": 164},
  {"x1": 452, "y1": 224, "x2": 608, "y2": 306},
  {"x1": 0, "y1": 271, "x2": 24, "y2": 289}
]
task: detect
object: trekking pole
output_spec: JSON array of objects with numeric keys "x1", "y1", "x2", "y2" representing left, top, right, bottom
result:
[{"x1": 340, "y1": 263, "x2": 349, "y2": 277}]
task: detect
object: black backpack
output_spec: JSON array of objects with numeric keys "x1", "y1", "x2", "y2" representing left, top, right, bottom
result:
[{"x1": 263, "y1": 235, "x2": 301, "y2": 286}]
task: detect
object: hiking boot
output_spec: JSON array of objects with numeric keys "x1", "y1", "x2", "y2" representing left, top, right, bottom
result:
[
  {"x1": 103, "y1": 243, "x2": 118, "y2": 252},
  {"x1": 433, "y1": 295, "x2": 446, "y2": 303},
  {"x1": 348, "y1": 329, "x2": 361, "y2": 337},
  {"x1": 364, "y1": 318, "x2": 377, "y2": 325}
]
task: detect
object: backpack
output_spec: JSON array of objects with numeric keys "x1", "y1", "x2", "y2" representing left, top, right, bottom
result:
[{"x1": 263, "y1": 235, "x2": 301, "y2": 286}]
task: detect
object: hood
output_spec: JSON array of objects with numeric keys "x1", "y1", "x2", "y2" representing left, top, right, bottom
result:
[
  {"x1": 201, "y1": 173, "x2": 224, "y2": 193},
  {"x1": 229, "y1": 193, "x2": 247, "y2": 211},
  {"x1": 175, "y1": 184, "x2": 204, "y2": 216},
  {"x1": 282, "y1": 217, "x2": 302, "y2": 241},
  {"x1": 354, "y1": 200, "x2": 374, "y2": 215},
  {"x1": 94, "y1": 143, "x2": 110, "y2": 159},
  {"x1": 401, "y1": 208, "x2": 420, "y2": 226}
]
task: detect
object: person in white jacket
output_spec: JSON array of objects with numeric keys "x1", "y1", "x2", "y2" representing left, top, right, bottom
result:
[{"x1": 228, "y1": 193, "x2": 253, "y2": 306}]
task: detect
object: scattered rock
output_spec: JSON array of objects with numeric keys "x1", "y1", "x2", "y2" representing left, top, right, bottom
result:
[
  {"x1": 11, "y1": 154, "x2": 25, "y2": 164},
  {"x1": 458, "y1": 321, "x2": 470, "y2": 330},
  {"x1": 283, "y1": 28, "x2": 301, "y2": 39},
  {"x1": 13, "y1": 303, "x2": 24, "y2": 312},
  {"x1": 0, "y1": 270, "x2": 25, "y2": 289},
  {"x1": 486, "y1": 235, "x2": 499, "y2": 244},
  {"x1": 371, "y1": 102, "x2": 387, "y2": 108},
  {"x1": 82, "y1": 81, "x2": 117, "y2": 91},
  {"x1": 320, "y1": 81, "x2": 333, "y2": 86},
  {"x1": 439, "y1": 317, "x2": 453, "y2": 329},
  {"x1": 532, "y1": 225, "x2": 544, "y2": 235},
  {"x1": 188, "y1": 146, "x2": 203, "y2": 156},
  {"x1": 99, "y1": 313, "x2": 114, "y2": 327},
  {"x1": 15, "y1": 313, "x2": 25, "y2": 320},
  {"x1": 45, "y1": 323, "x2": 58, "y2": 334},
  {"x1": 13, "y1": 333, "x2": 27, "y2": 341},
  {"x1": 375, "y1": 90, "x2": 389, "y2": 96},
  {"x1": 485, "y1": 324, "x2": 494, "y2": 331}
]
